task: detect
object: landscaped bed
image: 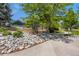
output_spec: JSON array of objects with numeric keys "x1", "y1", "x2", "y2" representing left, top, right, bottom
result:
[{"x1": 0, "y1": 27, "x2": 78, "y2": 54}]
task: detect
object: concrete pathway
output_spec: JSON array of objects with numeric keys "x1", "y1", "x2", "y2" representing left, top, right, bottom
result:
[{"x1": 2, "y1": 40, "x2": 79, "y2": 56}]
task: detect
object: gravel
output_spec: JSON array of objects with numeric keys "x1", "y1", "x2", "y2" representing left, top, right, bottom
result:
[
  {"x1": 0, "y1": 32, "x2": 76, "y2": 54},
  {"x1": 0, "y1": 33, "x2": 46, "y2": 54}
]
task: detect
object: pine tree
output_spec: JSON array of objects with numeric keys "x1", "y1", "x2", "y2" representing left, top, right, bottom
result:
[{"x1": 0, "y1": 3, "x2": 11, "y2": 26}]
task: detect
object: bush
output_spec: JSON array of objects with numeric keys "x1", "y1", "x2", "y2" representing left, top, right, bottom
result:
[
  {"x1": 13, "y1": 31, "x2": 23, "y2": 38},
  {"x1": 0, "y1": 27, "x2": 7, "y2": 32},
  {"x1": 3, "y1": 31, "x2": 12, "y2": 36},
  {"x1": 0, "y1": 27, "x2": 12, "y2": 36}
]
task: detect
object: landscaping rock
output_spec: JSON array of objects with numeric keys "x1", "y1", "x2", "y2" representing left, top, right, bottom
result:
[
  {"x1": 0, "y1": 32, "x2": 68, "y2": 54},
  {"x1": 7, "y1": 48, "x2": 13, "y2": 53},
  {"x1": 0, "y1": 46, "x2": 5, "y2": 50},
  {"x1": 18, "y1": 45, "x2": 24, "y2": 50},
  {"x1": 24, "y1": 45, "x2": 31, "y2": 49},
  {"x1": 0, "y1": 34, "x2": 3, "y2": 37},
  {"x1": 0, "y1": 37, "x2": 5, "y2": 40},
  {"x1": 1, "y1": 48, "x2": 8, "y2": 54}
]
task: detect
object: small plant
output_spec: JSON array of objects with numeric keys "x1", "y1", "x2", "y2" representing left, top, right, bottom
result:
[
  {"x1": 0, "y1": 27, "x2": 12, "y2": 36},
  {"x1": 13, "y1": 31, "x2": 23, "y2": 38},
  {"x1": 0, "y1": 27, "x2": 7, "y2": 32},
  {"x1": 3, "y1": 31, "x2": 12, "y2": 36}
]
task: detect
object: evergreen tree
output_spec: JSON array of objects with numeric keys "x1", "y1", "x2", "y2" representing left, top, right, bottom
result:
[{"x1": 0, "y1": 3, "x2": 11, "y2": 26}]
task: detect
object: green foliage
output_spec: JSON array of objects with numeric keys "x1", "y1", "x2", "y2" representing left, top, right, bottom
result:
[
  {"x1": 13, "y1": 31, "x2": 23, "y2": 38},
  {"x1": 0, "y1": 27, "x2": 12, "y2": 36},
  {"x1": 62, "y1": 8, "x2": 78, "y2": 30},
  {"x1": 2, "y1": 31, "x2": 12, "y2": 36},
  {"x1": 0, "y1": 3, "x2": 11, "y2": 26},
  {"x1": 24, "y1": 19, "x2": 33, "y2": 28},
  {"x1": 21, "y1": 3, "x2": 72, "y2": 33},
  {"x1": 71, "y1": 31, "x2": 79, "y2": 35},
  {"x1": 12, "y1": 20, "x2": 24, "y2": 25},
  {"x1": 0, "y1": 27, "x2": 7, "y2": 32}
]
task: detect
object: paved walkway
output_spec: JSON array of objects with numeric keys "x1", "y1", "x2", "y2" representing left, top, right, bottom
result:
[{"x1": 2, "y1": 40, "x2": 79, "y2": 56}]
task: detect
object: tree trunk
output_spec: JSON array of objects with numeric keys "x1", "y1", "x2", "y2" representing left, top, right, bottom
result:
[{"x1": 32, "y1": 22, "x2": 39, "y2": 34}]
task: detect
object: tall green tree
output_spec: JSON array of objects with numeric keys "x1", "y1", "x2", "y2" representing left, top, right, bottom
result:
[
  {"x1": 24, "y1": 13, "x2": 40, "y2": 33},
  {"x1": 0, "y1": 3, "x2": 11, "y2": 26},
  {"x1": 62, "y1": 8, "x2": 78, "y2": 31},
  {"x1": 22, "y1": 3, "x2": 72, "y2": 33}
]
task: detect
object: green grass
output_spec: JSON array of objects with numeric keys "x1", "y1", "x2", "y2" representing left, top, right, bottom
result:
[
  {"x1": 58, "y1": 28, "x2": 79, "y2": 35},
  {"x1": 71, "y1": 31, "x2": 79, "y2": 35}
]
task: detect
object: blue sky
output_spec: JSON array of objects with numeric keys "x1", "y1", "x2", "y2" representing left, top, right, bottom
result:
[
  {"x1": 10, "y1": 3, "x2": 79, "y2": 21},
  {"x1": 9, "y1": 3, "x2": 27, "y2": 21}
]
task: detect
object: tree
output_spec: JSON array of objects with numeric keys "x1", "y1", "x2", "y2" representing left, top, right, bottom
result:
[
  {"x1": 24, "y1": 13, "x2": 40, "y2": 34},
  {"x1": 12, "y1": 20, "x2": 24, "y2": 26},
  {"x1": 0, "y1": 3, "x2": 11, "y2": 27},
  {"x1": 73, "y1": 8, "x2": 79, "y2": 29},
  {"x1": 22, "y1": 3, "x2": 72, "y2": 33},
  {"x1": 62, "y1": 8, "x2": 78, "y2": 31}
]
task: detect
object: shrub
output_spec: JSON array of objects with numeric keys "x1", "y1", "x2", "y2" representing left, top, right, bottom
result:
[
  {"x1": 0, "y1": 27, "x2": 7, "y2": 32},
  {"x1": 3, "y1": 31, "x2": 12, "y2": 36},
  {"x1": 13, "y1": 31, "x2": 23, "y2": 38},
  {"x1": 0, "y1": 27, "x2": 12, "y2": 36}
]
